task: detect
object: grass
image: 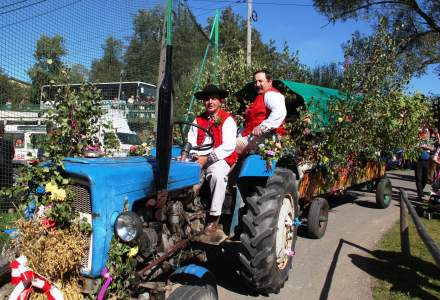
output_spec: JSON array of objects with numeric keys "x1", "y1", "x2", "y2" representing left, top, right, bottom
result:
[{"x1": 372, "y1": 214, "x2": 440, "y2": 300}]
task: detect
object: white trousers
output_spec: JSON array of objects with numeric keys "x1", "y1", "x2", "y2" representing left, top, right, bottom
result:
[{"x1": 205, "y1": 160, "x2": 231, "y2": 216}]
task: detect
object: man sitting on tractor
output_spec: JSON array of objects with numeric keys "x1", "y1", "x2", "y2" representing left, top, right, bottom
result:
[
  {"x1": 182, "y1": 84, "x2": 238, "y2": 244},
  {"x1": 236, "y1": 69, "x2": 287, "y2": 153}
]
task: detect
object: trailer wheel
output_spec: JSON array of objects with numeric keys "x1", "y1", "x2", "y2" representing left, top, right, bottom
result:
[
  {"x1": 307, "y1": 197, "x2": 329, "y2": 239},
  {"x1": 376, "y1": 177, "x2": 392, "y2": 208},
  {"x1": 168, "y1": 285, "x2": 217, "y2": 300},
  {"x1": 239, "y1": 168, "x2": 298, "y2": 294}
]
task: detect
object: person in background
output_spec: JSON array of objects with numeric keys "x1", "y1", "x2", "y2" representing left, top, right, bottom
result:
[
  {"x1": 181, "y1": 84, "x2": 237, "y2": 244},
  {"x1": 415, "y1": 123, "x2": 434, "y2": 201},
  {"x1": 0, "y1": 124, "x2": 15, "y2": 189},
  {"x1": 429, "y1": 128, "x2": 440, "y2": 182},
  {"x1": 236, "y1": 69, "x2": 286, "y2": 153},
  {"x1": 127, "y1": 95, "x2": 135, "y2": 104}
]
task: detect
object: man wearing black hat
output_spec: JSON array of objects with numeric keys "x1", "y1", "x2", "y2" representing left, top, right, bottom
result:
[
  {"x1": 0, "y1": 123, "x2": 14, "y2": 189},
  {"x1": 183, "y1": 84, "x2": 238, "y2": 244}
]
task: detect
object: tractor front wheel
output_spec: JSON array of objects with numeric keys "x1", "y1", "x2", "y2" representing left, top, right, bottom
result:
[{"x1": 168, "y1": 285, "x2": 217, "y2": 300}]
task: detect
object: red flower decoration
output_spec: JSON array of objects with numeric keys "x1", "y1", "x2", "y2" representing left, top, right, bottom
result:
[{"x1": 41, "y1": 217, "x2": 55, "y2": 229}]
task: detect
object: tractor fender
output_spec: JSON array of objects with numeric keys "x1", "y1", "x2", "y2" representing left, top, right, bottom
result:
[
  {"x1": 238, "y1": 154, "x2": 275, "y2": 178},
  {"x1": 170, "y1": 264, "x2": 217, "y2": 287}
]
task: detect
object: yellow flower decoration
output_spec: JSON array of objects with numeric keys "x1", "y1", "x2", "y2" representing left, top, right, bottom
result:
[
  {"x1": 322, "y1": 156, "x2": 329, "y2": 164},
  {"x1": 45, "y1": 182, "x2": 58, "y2": 194},
  {"x1": 45, "y1": 182, "x2": 66, "y2": 201},
  {"x1": 128, "y1": 246, "x2": 139, "y2": 258},
  {"x1": 50, "y1": 188, "x2": 66, "y2": 201}
]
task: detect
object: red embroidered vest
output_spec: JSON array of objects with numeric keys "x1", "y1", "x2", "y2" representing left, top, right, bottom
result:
[
  {"x1": 242, "y1": 87, "x2": 286, "y2": 137},
  {"x1": 196, "y1": 109, "x2": 238, "y2": 166}
]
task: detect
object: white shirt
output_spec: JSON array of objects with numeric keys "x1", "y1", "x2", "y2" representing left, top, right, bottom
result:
[
  {"x1": 259, "y1": 91, "x2": 286, "y2": 130},
  {"x1": 188, "y1": 115, "x2": 237, "y2": 158}
]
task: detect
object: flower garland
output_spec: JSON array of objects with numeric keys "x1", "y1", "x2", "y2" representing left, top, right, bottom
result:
[{"x1": 128, "y1": 142, "x2": 151, "y2": 156}]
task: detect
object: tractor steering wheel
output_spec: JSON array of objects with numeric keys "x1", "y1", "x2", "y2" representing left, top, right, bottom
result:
[{"x1": 173, "y1": 121, "x2": 215, "y2": 151}]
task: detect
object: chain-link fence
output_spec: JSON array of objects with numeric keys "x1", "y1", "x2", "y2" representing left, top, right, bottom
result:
[{"x1": 0, "y1": 0, "x2": 211, "y2": 213}]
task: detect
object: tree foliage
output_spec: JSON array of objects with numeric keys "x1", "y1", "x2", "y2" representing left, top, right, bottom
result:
[
  {"x1": 0, "y1": 68, "x2": 29, "y2": 105},
  {"x1": 124, "y1": 6, "x2": 163, "y2": 83},
  {"x1": 313, "y1": 0, "x2": 440, "y2": 77},
  {"x1": 286, "y1": 19, "x2": 432, "y2": 178},
  {"x1": 27, "y1": 35, "x2": 67, "y2": 103},
  {"x1": 309, "y1": 62, "x2": 344, "y2": 89},
  {"x1": 90, "y1": 37, "x2": 124, "y2": 83},
  {"x1": 68, "y1": 63, "x2": 90, "y2": 83}
]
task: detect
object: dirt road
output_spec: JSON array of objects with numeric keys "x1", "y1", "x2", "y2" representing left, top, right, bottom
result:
[{"x1": 210, "y1": 170, "x2": 416, "y2": 300}]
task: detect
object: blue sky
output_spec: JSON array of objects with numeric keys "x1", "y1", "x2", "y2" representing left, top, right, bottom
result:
[
  {"x1": 187, "y1": 0, "x2": 439, "y2": 95},
  {"x1": 0, "y1": 0, "x2": 438, "y2": 95}
]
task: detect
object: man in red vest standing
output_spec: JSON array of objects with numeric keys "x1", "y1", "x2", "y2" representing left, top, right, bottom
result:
[
  {"x1": 183, "y1": 84, "x2": 238, "y2": 244},
  {"x1": 237, "y1": 70, "x2": 286, "y2": 153}
]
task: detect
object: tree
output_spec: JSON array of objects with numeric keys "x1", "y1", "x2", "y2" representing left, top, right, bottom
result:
[
  {"x1": 0, "y1": 69, "x2": 28, "y2": 104},
  {"x1": 90, "y1": 37, "x2": 123, "y2": 83},
  {"x1": 213, "y1": 7, "x2": 278, "y2": 68},
  {"x1": 172, "y1": 5, "x2": 206, "y2": 83},
  {"x1": 313, "y1": 0, "x2": 440, "y2": 77},
  {"x1": 68, "y1": 64, "x2": 90, "y2": 83},
  {"x1": 124, "y1": 6, "x2": 163, "y2": 83},
  {"x1": 27, "y1": 35, "x2": 67, "y2": 103},
  {"x1": 309, "y1": 62, "x2": 344, "y2": 89},
  {"x1": 273, "y1": 42, "x2": 311, "y2": 82}
]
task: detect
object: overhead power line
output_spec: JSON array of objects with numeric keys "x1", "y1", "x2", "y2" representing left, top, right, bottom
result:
[
  {"x1": 0, "y1": 0, "x2": 82, "y2": 29},
  {"x1": 191, "y1": 0, "x2": 313, "y2": 6}
]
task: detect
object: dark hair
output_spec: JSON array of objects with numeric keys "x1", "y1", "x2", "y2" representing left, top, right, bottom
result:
[{"x1": 253, "y1": 69, "x2": 272, "y2": 81}]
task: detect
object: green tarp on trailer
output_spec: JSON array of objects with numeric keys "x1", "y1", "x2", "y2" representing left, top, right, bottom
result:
[{"x1": 235, "y1": 80, "x2": 352, "y2": 127}]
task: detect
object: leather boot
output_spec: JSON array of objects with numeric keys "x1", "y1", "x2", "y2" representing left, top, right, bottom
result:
[{"x1": 194, "y1": 216, "x2": 227, "y2": 245}]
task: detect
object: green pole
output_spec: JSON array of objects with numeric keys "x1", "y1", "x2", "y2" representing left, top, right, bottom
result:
[
  {"x1": 213, "y1": 9, "x2": 219, "y2": 85},
  {"x1": 185, "y1": 12, "x2": 220, "y2": 122},
  {"x1": 166, "y1": 0, "x2": 172, "y2": 46}
]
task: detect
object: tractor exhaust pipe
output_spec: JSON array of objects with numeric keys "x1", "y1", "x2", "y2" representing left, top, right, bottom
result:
[{"x1": 155, "y1": 45, "x2": 173, "y2": 207}]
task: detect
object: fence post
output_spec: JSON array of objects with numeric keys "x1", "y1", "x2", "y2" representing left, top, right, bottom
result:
[{"x1": 400, "y1": 189, "x2": 410, "y2": 259}]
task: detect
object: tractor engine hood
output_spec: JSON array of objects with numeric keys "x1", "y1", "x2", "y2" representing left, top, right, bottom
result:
[
  {"x1": 61, "y1": 156, "x2": 200, "y2": 277},
  {"x1": 63, "y1": 156, "x2": 200, "y2": 198}
]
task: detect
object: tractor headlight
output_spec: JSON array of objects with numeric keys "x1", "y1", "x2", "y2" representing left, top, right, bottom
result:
[{"x1": 114, "y1": 212, "x2": 142, "y2": 242}]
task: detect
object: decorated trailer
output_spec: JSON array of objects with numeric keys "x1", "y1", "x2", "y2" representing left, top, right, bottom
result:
[{"x1": 236, "y1": 80, "x2": 393, "y2": 239}]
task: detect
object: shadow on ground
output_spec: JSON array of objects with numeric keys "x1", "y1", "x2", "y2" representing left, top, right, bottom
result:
[
  {"x1": 201, "y1": 242, "x2": 259, "y2": 296},
  {"x1": 320, "y1": 239, "x2": 440, "y2": 300}
]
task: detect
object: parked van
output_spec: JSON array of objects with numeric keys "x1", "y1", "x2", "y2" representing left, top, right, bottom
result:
[
  {"x1": 100, "y1": 109, "x2": 141, "y2": 156},
  {"x1": 4, "y1": 124, "x2": 46, "y2": 165}
]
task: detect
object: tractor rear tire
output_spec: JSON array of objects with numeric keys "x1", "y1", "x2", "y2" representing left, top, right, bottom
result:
[
  {"x1": 168, "y1": 285, "x2": 217, "y2": 300},
  {"x1": 376, "y1": 177, "x2": 392, "y2": 209},
  {"x1": 239, "y1": 168, "x2": 298, "y2": 294},
  {"x1": 307, "y1": 197, "x2": 329, "y2": 239}
]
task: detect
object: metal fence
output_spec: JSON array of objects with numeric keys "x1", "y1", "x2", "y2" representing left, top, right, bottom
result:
[{"x1": 0, "y1": 0, "x2": 210, "y2": 212}]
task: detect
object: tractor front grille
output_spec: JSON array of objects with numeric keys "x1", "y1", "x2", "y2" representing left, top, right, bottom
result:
[
  {"x1": 70, "y1": 184, "x2": 92, "y2": 214},
  {"x1": 69, "y1": 181, "x2": 93, "y2": 273}
]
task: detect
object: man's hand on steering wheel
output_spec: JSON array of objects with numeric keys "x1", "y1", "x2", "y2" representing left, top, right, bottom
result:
[{"x1": 174, "y1": 121, "x2": 215, "y2": 160}]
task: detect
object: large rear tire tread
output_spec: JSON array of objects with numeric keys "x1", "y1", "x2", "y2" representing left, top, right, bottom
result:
[{"x1": 239, "y1": 168, "x2": 298, "y2": 294}]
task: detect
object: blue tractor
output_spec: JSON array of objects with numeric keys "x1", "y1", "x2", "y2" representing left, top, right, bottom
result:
[{"x1": 60, "y1": 46, "x2": 299, "y2": 299}]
